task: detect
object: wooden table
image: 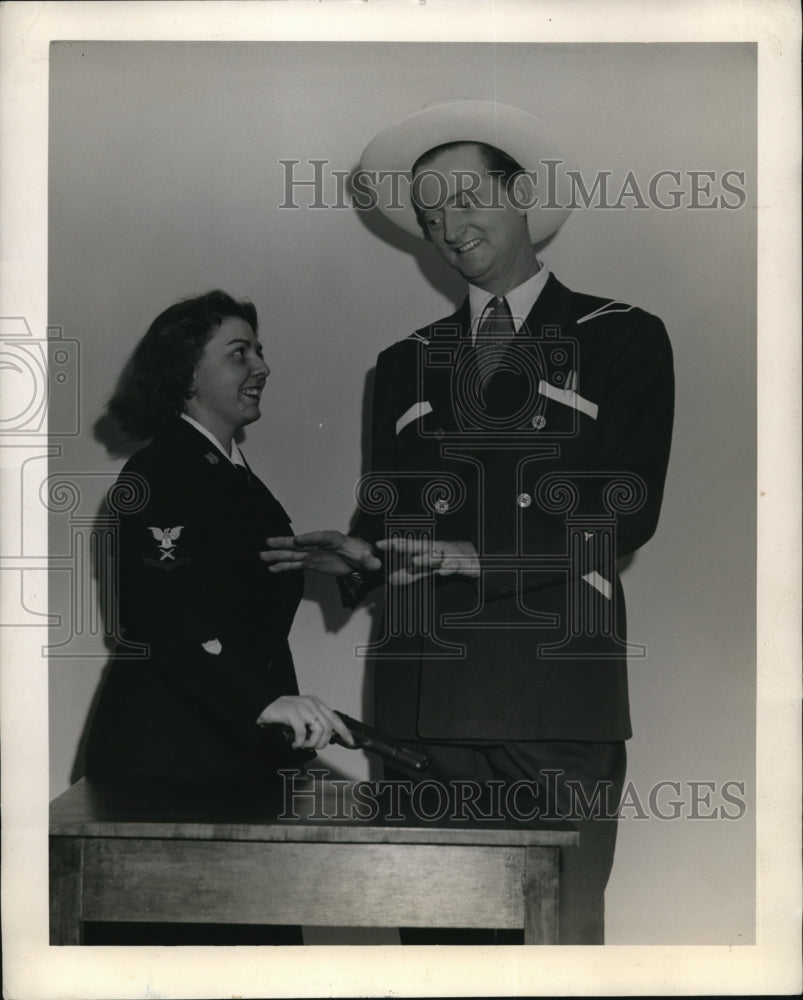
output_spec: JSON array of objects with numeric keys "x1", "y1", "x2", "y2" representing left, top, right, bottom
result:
[{"x1": 50, "y1": 776, "x2": 578, "y2": 945}]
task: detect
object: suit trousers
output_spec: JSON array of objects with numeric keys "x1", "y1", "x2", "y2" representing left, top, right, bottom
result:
[{"x1": 388, "y1": 739, "x2": 627, "y2": 945}]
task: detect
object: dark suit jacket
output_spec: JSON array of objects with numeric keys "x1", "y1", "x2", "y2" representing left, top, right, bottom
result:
[
  {"x1": 352, "y1": 274, "x2": 674, "y2": 743},
  {"x1": 85, "y1": 418, "x2": 307, "y2": 782}
]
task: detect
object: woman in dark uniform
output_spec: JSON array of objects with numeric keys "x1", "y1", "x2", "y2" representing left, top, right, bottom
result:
[{"x1": 84, "y1": 290, "x2": 351, "y2": 943}]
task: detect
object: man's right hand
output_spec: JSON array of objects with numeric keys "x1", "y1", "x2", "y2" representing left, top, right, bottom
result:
[{"x1": 259, "y1": 530, "x2": 381, "y2": 577}]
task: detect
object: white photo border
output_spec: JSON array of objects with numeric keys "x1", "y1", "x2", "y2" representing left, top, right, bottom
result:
[{"x1": 1, "y1": 1, "x2": 800, "y2": 997}]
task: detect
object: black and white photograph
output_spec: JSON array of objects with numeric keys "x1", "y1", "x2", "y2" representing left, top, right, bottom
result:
[{"x1": 0, "y1": 2, "x2": 799, "y2": 997}]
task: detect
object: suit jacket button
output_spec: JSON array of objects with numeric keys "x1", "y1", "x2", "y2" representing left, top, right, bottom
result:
[
  {"x1": 434, "y1": 427, "x2": 445, "y2": 440},
  {"x1": 531, "y1": 415, "x2": 546, "y2": 430},
  {"x1": 434, "y1": 499, "x2": 450, "y2": 514},
  {"x1": 517, "y1": 493, "x2": 532, "y2": 508}
]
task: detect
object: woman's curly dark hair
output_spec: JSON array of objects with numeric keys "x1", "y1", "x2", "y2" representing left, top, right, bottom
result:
[{"x1": 108, "y1": 290, "x2": 258, "y2": 439}]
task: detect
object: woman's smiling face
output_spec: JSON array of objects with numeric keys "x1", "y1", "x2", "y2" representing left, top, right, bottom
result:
[{"x1": 184, "y1": 316, "x2": 270, "y2": 447}]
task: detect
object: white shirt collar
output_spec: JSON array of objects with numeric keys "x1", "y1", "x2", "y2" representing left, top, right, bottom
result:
[
  {"x1": 180, "y1": 413, "x2": 246, "y2": 467},
  {"x1": 468, "y1": 263, "x2": 550, "y2": 339}
]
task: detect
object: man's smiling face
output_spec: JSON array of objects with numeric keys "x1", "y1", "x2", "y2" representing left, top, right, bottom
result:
[{"x1": 413, "y1": 144, "x2": 534, "y2": 295}]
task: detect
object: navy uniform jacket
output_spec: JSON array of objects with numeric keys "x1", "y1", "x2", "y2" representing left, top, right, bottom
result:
[
  {"x1": 352, "y1": 274, "x2": 674, "y2": 743},
  {"x1": 85, "y1": 418, "x2": 307, "y2": 782}
]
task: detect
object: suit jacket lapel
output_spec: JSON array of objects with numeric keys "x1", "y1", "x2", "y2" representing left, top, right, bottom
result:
[
  {"x1": 514, "y1": 274, "x2": 576, "y2": 395},
  {"x1": 517, "y1": 273, "x2": 573, "y2": 338},
  {"x1": 417, "y1": 276, "x2": 576, "y2": 430}
]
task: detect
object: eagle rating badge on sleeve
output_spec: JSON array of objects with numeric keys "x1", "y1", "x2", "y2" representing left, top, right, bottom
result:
[{"x1": 147, "y1": 526, "x2": 185, "y2": 561}]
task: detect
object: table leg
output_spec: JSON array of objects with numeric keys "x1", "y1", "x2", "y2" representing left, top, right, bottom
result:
[
  {"x1": 523, "y1": 846, "x2": 559, "y2": 944},
  {"x1": 50, "y1": 837, "x2": 84, "y2": 945}
]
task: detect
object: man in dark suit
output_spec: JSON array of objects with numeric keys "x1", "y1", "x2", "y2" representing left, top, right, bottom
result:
[{"x1": 262, "y1": 100, "x2": 674, "y2": 944}]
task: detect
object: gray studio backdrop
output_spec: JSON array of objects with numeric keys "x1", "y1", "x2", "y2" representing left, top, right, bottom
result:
[{"x1": 47, "y1": 41, "x2": 756, "y2": 945}]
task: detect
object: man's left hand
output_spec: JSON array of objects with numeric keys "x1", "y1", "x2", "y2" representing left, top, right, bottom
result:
[{"x1": 376, "y1": 538, "x2": 480, "y2": 584}]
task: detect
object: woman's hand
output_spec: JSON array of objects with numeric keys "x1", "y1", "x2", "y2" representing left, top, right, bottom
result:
[
  {"x1": 260, "y1": 531, "x2": 381, "y2": 577},
  {"x1": 256, "y1": 694, "x2": 355, "y2": 750}
]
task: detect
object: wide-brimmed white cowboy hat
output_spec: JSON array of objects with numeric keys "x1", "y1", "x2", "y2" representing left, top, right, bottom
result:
[{"x1": 359, "y1": 99, "x2": 578, "y2": 244}]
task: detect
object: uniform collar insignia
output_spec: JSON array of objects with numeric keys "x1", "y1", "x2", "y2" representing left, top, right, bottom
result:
[{"x1": 204, "y1": 451, "x2": 220, "y2": 465}]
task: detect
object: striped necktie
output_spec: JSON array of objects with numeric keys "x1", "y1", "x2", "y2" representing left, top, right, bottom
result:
[{"x1": 475, "y1": 296, "x2": 515, "y2": 385}]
